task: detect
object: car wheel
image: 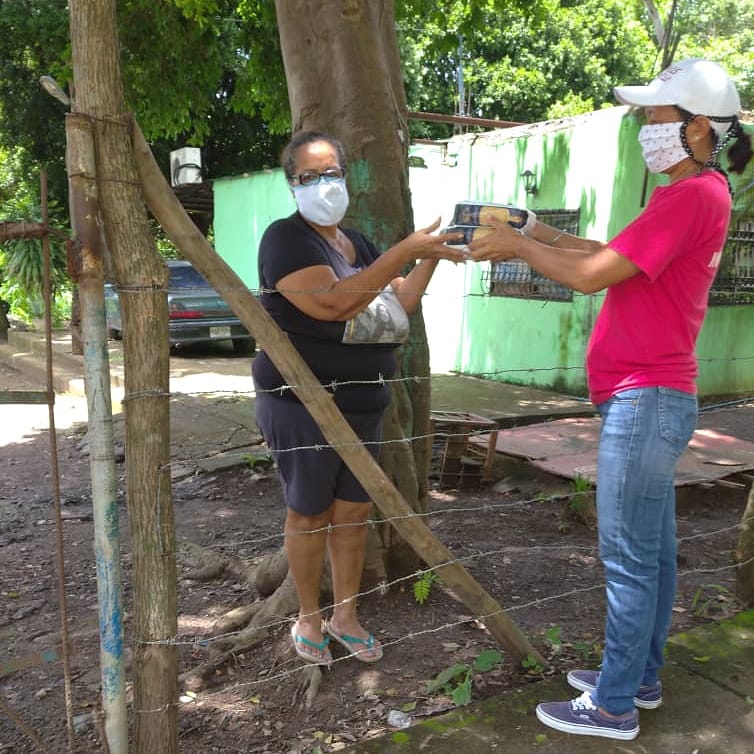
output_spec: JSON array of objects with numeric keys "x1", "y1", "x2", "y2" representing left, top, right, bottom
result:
[{"x1": 232, "y1": 337, "x2": 256, "y2": 355}]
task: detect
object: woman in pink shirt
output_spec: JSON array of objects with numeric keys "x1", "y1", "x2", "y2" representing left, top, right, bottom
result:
[{"x1": 470, "y1": 59, "x2": 752, "y2": 741}]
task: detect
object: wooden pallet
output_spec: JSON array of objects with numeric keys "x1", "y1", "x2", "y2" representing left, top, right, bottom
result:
[{"x1": 430, "y1": 410, "x2": 499, "y2": 488}]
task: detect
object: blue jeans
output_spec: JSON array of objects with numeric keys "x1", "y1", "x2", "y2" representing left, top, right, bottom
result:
[{"x1": 593, "y1": 387, "x2": 697, "y2": 715}]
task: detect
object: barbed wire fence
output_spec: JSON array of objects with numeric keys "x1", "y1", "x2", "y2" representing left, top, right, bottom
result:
[
  {"x1": 6, "y1": 276, "x2": 754, "y2": 751},
  {"x1": 109, "y1": 280, "x2": 754, "y2": 738},
  {"x1": 127, "y1": 500, "x2": 754, "y2": 715}
]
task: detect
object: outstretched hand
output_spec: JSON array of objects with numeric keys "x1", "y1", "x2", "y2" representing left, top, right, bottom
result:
[
  {"x1": 402, "y1": 217, "x2": 470, "y2": 263},
  {"x1": 468, "y1": 216, "x2": 523, "y2": 262}
]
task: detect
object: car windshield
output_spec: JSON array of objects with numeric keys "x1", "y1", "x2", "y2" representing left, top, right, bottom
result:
[{"x1": 169, "y1": 265, "x2": 212, "y2": 290}]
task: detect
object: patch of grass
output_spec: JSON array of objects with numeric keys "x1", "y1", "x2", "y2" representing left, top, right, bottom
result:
[
  {"x1": 690, "y1": 583, "x2": 734, "y2": 617},
  {"x1": 241, "y1": 452, "x2": 274, "y2": 472},
  {"x1": 560, "y1": 474, "x2": 596, "y2": 530}
]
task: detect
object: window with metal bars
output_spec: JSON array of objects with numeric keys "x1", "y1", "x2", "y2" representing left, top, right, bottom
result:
[
  {"x1": 709, "y1": 213, "x2": 754, "y2": 305},
  {"x1": 482, "y1": 209, "x2": 579, "y2": 301}
]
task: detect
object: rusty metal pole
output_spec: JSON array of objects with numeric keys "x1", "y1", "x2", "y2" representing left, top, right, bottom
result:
[
  {"x1": 66, "y1": 112, "x2": 128, "y2": 754},
  {"x1": 41, "y1": 170, "x2": 76, "y2": 752}
]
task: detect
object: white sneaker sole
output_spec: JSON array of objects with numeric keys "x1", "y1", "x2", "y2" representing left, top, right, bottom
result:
[
  {"x1": 567, "y1": 671, "x2": 662, "y2": 710},
  {"x1": 536, "y1": 705, "x2": 640, "y2": 741}
]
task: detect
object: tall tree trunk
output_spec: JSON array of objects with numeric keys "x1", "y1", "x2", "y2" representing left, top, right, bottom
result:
[
  {"x1": 69, "y1": 2, "x2": 177, "y2": 752},
  {"x1": 275, "y1": 0, "x2": 427, "y2": 578}
]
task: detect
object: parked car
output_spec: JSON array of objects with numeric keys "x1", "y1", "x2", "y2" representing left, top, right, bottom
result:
[{"x1": 105, "y1": 260, "x2": 256, "y2": 354}]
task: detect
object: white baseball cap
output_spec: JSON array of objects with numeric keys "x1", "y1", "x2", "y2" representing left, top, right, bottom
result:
[{"x1": 614, "y1": 58, "x2": 740, "y2": 136}]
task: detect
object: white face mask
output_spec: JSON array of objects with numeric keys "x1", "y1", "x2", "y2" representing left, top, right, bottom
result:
[
  {"x1": 293, "y1": 180, "x2": 349, "y2": 226},
  {"x1": 638, "y1": 122, "x2": 690, "y2": 173}
]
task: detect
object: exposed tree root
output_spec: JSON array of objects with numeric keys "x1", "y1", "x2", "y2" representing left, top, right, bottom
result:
[
  {"x1": 178, "y1": 543, "x2": 328, "y2": 699},
  {"x1": 293, "y1": 665, "x2": 323, "y2": 710},
  {"x1": 210, "y1": 602, "x2": 261, "y2": 636}
]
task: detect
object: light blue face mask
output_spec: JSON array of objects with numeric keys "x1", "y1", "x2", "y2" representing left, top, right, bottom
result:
[{"x1": 294, "y1": 179, "x2": 349, "y2": 227}]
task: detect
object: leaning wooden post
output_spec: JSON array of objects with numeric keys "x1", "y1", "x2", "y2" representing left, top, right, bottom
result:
[{"x1": 131, "y1": 123, "x2": 546, "y2": 667}]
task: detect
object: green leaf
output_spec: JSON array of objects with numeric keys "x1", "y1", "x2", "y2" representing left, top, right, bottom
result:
[
  {"x1": 544, "y1": 626, "x2": 562, "y2": 647},
  {"x1": 401, "y1": 701, "x2": 418, "y2": 712},
  {"x1": 472, "y1": 648, "x2": 503, "y2": 673},
  {"x1": 522, "y1": 654, "x2": 544, "y2": 673},
  {"x1": 426, "y1": 663, "x2": 469, "y2": 694},
  {"x1": 413, "y1": 570, "x2": 438, "y2": 605},
  {"x1": 451, "y1": 678, "x2": 472, "y2": 707}
]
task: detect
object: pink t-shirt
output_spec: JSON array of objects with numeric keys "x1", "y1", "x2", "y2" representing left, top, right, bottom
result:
[{"x1": 586, "y1": 170, "x2": 731, "y2": 405}]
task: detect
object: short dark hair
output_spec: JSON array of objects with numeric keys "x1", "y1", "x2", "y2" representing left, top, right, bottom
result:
[{"x1": 281, "y1": 130, "x2": 347, "y2": 181}]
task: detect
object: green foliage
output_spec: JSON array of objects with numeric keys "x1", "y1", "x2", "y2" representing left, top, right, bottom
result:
[
  {"x1": 2, "y1": 0, "x2": 751, "y2": 198},
  {"x1": 0, "y1": 144, "x2": 70, "y2": 324},
  {"x1": 413, "y1": 569, "x2": 439, "y2": 604},
  {"x1": 1, "y1": 0, "x2": 751, "y2": 304},
  {"x1": 561, "y1": 474, "x2": 596, "y2": 529},
  {"x1": 397, "y1": 0, "x2": 655, "y2": 136},
  {"x1": 0, "y1": 0, "x2": 71, "y2": 201},
  {"x1": 240, "y1": 452, "x2": 274, "y2": 472},
  {"x1": 521, "y1": 653, "x2": 544, "y2": 675},
  {"x1": 543, "y1": 625, "x2": 562, "y2": 649},
  {"x1": 2, "y1": 236, "x2": 67, "y2": 301},
  {"x1": 0, "y1": 0, "x2": 289, "y2": 200},
  {"x1": 426, "y1": 648, "x2": 503, "y2": 707},
  {"x1": 690, "y1": 583, "x2": 734, "y2": 617},
  {"x1": 644, "y1": 0, "x2": 754, "y2": 107}
]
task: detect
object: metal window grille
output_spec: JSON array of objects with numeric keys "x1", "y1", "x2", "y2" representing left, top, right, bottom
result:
[
  {"x1": 709, "y1": 213, "x2": 754, "y2": 305},
  {"x1": 482, "y1": 209, "x2": 579, "y2": 301}
]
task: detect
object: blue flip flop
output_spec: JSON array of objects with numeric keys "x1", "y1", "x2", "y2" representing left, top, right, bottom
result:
[
  {"x1": 290, "y1": 623, "x2": 331, "y2": 665},
  {"x1": 326, "y1": 622, "x2": 383, "y2": 663}
]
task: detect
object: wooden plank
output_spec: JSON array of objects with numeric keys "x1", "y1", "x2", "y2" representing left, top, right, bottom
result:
[
  {"x1": 0, "y1": 221, "x2": 47, "y2": 241},
  {"x1": 0, "y1": 390, "x2": 52, "y2": 405}
]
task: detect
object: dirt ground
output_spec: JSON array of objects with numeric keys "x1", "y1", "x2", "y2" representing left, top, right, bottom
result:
[{"x1": 1, "y1": 359, "x2": 752, "y2": 754}]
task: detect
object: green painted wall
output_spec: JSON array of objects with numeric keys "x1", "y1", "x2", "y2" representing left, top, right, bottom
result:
[
  {"x1": 213, "y1": 169, "x2": 295, "y2": 290},
  {"x1": 212, "y1": 109, "x2": 754, "y2": 398},
  {"x1": 414, "y1": 107, "x2": 662, "y2": 394},
  {"x1": 411, "y1": 108, "x2": 754, "y2": 397},
  {"x1": 697, "y1": 307, "x2": 754, "y2": 396}
]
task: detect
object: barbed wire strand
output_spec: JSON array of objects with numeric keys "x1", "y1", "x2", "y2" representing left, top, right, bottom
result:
[
  {"x1": 187, "y1": 492, "x2": 753, "y2": 558},
  {"x1": 140, "y1": 514, "x2": 754, "y2": 652},
  {"x1": 107, "y1": 291, "x2": 754, "y2": 716},
  {"x1": 118, "y1": 364, "x2": 754, "y2": 403},
  {"x1": 129, "y1": 554, "x2": 754, "y2": 715}
]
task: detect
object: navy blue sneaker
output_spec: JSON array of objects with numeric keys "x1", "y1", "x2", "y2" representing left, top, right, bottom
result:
[
  {"x1": 536, "y1": 691, "x2": 639, "y2": 740},
  {"x1": 567, "y1": 669, "x2": 663, "y2": 709}
]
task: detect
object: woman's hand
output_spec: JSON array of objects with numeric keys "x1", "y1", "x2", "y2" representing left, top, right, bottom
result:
[
  {"x1": 399, "y1": 217, "x2": 470, "y2": 263},
  {"x1": 467, "y1": 216, "x2": 523, "y2": 262}
]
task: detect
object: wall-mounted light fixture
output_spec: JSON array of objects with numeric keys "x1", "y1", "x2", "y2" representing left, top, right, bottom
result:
[{"x1": 520, "y1": 169, "x2": 538, "y2": 195}]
